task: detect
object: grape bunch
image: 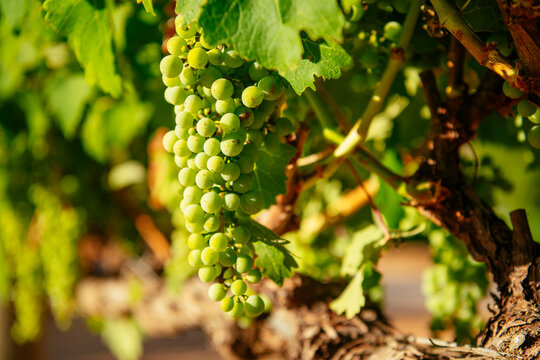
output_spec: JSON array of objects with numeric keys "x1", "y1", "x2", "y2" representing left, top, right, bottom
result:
[{"x1": 159, "y1": 15, "x2": 290, "y2": 318}]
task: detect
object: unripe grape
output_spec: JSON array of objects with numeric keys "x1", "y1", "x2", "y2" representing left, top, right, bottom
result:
[
  {"x1": 167, "y1": 36, "x2": 187, "y2": 55},
  {"x1": 180, "y1": 67, "x2": 197, "y2": 86},
  {"x1": 257, "y1": 76, "x2": 282, "y2": 101},
  {"x1": 240, "y1": 191, "x2": 264, "y2": 214},
  {"x1": 235, "y1": 106, "x2": 254, "y2": 127},
  {"x1": 232, "y1": 174, "x2": 252, "y2": 193},
  {"x1": 219, "y1": 248, "x2": 237, "y2": 267},
  {"x1": 232, "y1": 225, "x2": 250, "y2": 244},
  {"x1": 175, "y1": 125, "x2": 189, "y2": 139},
  {"x1": 528, "y1": 125, "x2": 540, "y2": 149},
  {"x1": 246, "y1": 268, "x2": 262, "y2": 284},
  {"x1": 230, "y1": 300, "x2": 244, "y2": 318},
  {"x1": 208, "y1": 49, "x2": 225, "y2": 66},
  {"x1": 201, "y1": 246, "x2": 219, "y2": 265},
  {"x1": 176, "y1": 111, "x2": 195, "y2": 129},
  {"x1": 186, "y1": 220, "x2": 205, "y2": 234},
  {"x1": 221, "y1": 163, "x2": 241, "y2": 182},
  {"x1": 188, "y1": 249, "x2": 204, "y2": 267},
  {"x1": 238, "y1": 156, "x2": 255, "y2": 173},
  {"x1": 246, "y1": 130, "x2": 263, "y2": 146},
  {"x1": 162, "y1": 130, "x2": 177, "y2": 153},
  {"x1": 236, "y1": 254, "x2": 253, "y2": 273},
  {"x1": 231, "y1": 279, "x2": 247, "y2": 296},
  {"x1": 208, "y1": 283, "x2": 227, "y2": 302},
  {"x1": 259, "y1": 100, "x2": 275, "y2": 116},
  {"x1": 221, "y1": 296, "x2": 234, "y2": 312},
  {"x1": 174, "y1": 155, "x2": 188, "y2": 168},
  {"x1": 187, "y1": 47, "x2": 208, "y2": 69},
  {"x1": 197, "y1": 117, "x2": 217, "y2": 137},
  {"x1": 165, "y1": 86, "x2": 187, "y2": 105},
  {"x1": 199, "y1": 33, "x2": 215, "y2": 49},
  {"x1": 216, "y1": 98, "x2": 237, "y2": 115},
  {"x1": 242, "y1": 86, "x2": 264, "y2": 108},
  {"x1": 187, "y1": 133, "x2": 205, "y2": 153},
  {"x1": 220, "y1": 113, "x2": 241, "y2": 133},
  {"x1": 248, "y1": 62, "x2": 269, "y2": 81},
  {"x1": 188, "y1": 233, "x2": 206, "y2": 249},
  {"x1": 200, "y1": 67, "x2": 222, "y2": 88},
  {"x1": 245, "y1": 295, "x2": 264, "y2": 316},
  {"x1": 207, "y1": 156, "x2": 225, "y2": 173},
  {"x1": 204, "y1": 138, "x2": 221, "y2": 156},
  {"x1": 518, "y1": 100, "x2": 536, "y2": 118},
  {"x1": 223, "y1": 193, "x2": 241, "y2": 211},
  {"x1": 173, "y1": 139, "x2": 191, "y2": 157},
  {"x1": 221, "y1": 132, "x2": 245, "y2": 157},
  {"x1": 184, "y1": 204, "x2": 205, "y2": 222},
  {"x1": 529, "y1": 109, "x2": 540, "y2": 124},
  {"x1": 211, "y1": 78, "x2": 234, "y2": 100},
  {"x1": 199, "y1": 266, "x2": 218, "y2": 283},
  {"x1": 384, "y1": 21, "x2": 402, "y2": 41},
  {"x1": 160, "y1": 55, "x2": 183, "y2": 77},
  {"x1": 224, "y1": 50, "x2": 244, "y2": 68},
  {"x1": 194, "y1": 152, "x2": 209, "y2": 169},
  {"x1": 203, "y1": 214, "x2": 220, "y2": 232},
  {"x1": 175, "y1": 17, "x2": 197, "y2": 39},
  {"x1": 184, "y1": 95, "x2": 203, "y2": 114},
  {"x1": 179, "y1": 167, "x2": 197, "y2": 186},
  {"x1": 249, "y1": 111, "x2": 266, "y2": 130},
  {"x1": 209, "y1": 232, "x2": 228, "y2": 252},
  {"x1": 201, "y1": 191, "x2": 222, "y2": 213},
  {"x1": 196, "y1": 169, "x2": 215, "y2": 189},
  {"x1": 503, "y1": 81, "x2": 523, "y2": 99},
  {"x1": 163, "y1": 75, "x2": 181, "y2": 87}
]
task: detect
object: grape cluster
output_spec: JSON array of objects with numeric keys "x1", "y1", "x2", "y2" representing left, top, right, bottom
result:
[
  {"x1": 502, "y1": 81, "x2": 540, "y2": 149},
  {"x1": 159, "y1": 15, "x2": 288, "y2": 317}
]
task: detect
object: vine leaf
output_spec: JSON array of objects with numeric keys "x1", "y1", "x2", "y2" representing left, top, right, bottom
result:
[
  {"x1": 251, "y1": 142, "x2": 296, "y2": 208},
  {"x1": 176, "y1": 0, "x2": 204, "y2": 24},
  {"x1": 43, "y1": 0, "x2": 122, "y2": 97},
  {"x1": 198, "y1": 0, "x2": 345, "y2": 75},
  {"x1": 456, "y1": 0, "x2": 504, "y2": 33},
  {"x1": 137, "y1": 0, "x2": 155, "y2": 16},
  {"x1": 283, "y1": 37, "x2": 352, "y2": 95},
  {"x1": 248, "y1": 220, "x2": 297, "y2": 286}
]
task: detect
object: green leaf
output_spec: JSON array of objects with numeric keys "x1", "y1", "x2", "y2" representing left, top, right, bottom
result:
[
  {"x1": 251, "y1": 142, "x2": 295, "y2": 208},
  {"x1": 176, "y1": 0, "x2": 204, "y2": 24},
  {"x1": 456, "y1": 0, "x2": 504, "y2": 33},
  {"x1": 341, "y1": 225, "x2": 385, "y2": 276},
  {"x1": 0, "y1": 0, "x2": 30, "y2": 29},
  {"x1": 330, "y1": 269, "x2": 364, "y2": 318},
  {"x1": 248, "y1": 220, "x2": 297, "y2": 286},
  {"x1": 43, "y1": 0, "x2": 122, "y2": 97},
  {"x1": 373, "y1": 150, "x2": 405, "y2": 229},
  {"x1": 45, "y1": 73, "x2": 92, "y2": 139},
  {"x1": 283, "y1": 37, "x2": 352, "y2": 95},
  {"x1": 137, "y1": 0, "x2": 155, "y2": 15},
  {"x1": 199, "y1": 0, "x2": 345, "y2": 74}
]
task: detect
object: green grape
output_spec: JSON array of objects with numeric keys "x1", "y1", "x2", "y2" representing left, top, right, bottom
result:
[
  {"x1": 201, "y1": 247, "x2": 219, "y2": 265},
  {"x1": 176, "y1": 111, "x2": 195, "y2": 129},
  {"x1": 175, "y1": 125, "x2": 189, "y2": 139},
  {"x1": 236, "y1": 254, "x2": 253, "y2": 273},
  {"x1": 211, "y1": 78, "x2": 234, "y2": 100},
  {"x1": 384, "y1": 21, "x2": 402, "y2": 41},
  {"x1": 245, "y1": 295, "x2": 264, "y2": 316},
  {"x1": 175, "y1": 16, "x2": 198, "y2": 38},
  {"x1": 180, "y1": 67, "x2": 197, "y2": 86},
  {"x1": 197, "y1": 118, "x2": 217, "y2": 137},
  {"x1": 219, "y1": 248, "x2": 237, "y2": 267},
  {"x1": 179, "y1": 167, "x2": 197, "y2": 186},
  {"x1": 173, "y1": 139, "x2": 191, "y2": 157},
  {"x1": 184, "y1": 95, "x2": 204, "y2": 114},
  {"x1": 238, "y1": 156, "x2": 255, "y2": 173},
  {"x1": 175, "y1": 155, "x2": 188, "y2": 168},
  {"x1": 528, "y1": 125, "x2": 540, "y2": 149},
  {"x1": 208, "y1": 283, "x2": 227, "y2": 302},
  {"x1": 249, "y1": 112, "x2": 266, "y2": 130},
  {"x1": 165, "y1": 86, "x2": 187, "y2": 105},
  {"x1": 230, "y1": 279, "x2": 247, "y2": 296},
  {"x1": 220, "y1": 113, "x2": 241, "y2": 133},
  {"x1": 207, "y1": 156, "x2": 225, "y2": 173},
  {"x1": 216, "y1": 98, "x2": 237, "y2": 115},
  {"x1": 503, "y1": 81, "x2": 523, "y2": 99},
  {"x1": 259, "y1": 100, "x2": 275, "y2": 116},
  {"x1": 529, "y1": 109, "x2": 540, "y2": 124},
  {"x1": 163, "y1": 75, "x2": 182, "y2": 87},
  {"x1": 200, "y1": 67, "x2": 222, "y2": 88},
  {"x1": 246, "y1": 130, "x2": 263, "y2": 146},
  {"x1": 184, "y1": 186, "x2": 203, "y2": 204},
  {"x1": 209, "y1": 233, "x2": 228, "y2": 252},
  {"x1": 187, "y1": 133, "x2": 206, "y2": 153},
  {"x1": 224, "y1": 50, "x2": 244, "y2": 68},
  {"x1": 221, "y1": 163, "x2": 241, "y2": 182},
  {"x1": 187, "y1": 47, "x2": 209, "y2": 69},
  {"x1": 240, "y1": 191, "x2": 264, "y2": 214},
  {"x1": 221, "y1": 296, "x2": 235, "y2": 312},
  {"x1": 187, "y1": 156, "x2": 198, "y2": 170},
  {"x1": 184, "y1": 204, "x2": 205, "y2": 222},
  {"x1": 232, "y1": 225, "x2": 250, "y2": 244},
  {"x1": 186, "y1": 219, "x2": 205, "y2": 234},
  {"x1": 221, "y1": 132, "x2": 245, "y2": 157},
  {"x1": 196, "y1": 169, "x2": 215, "y2": 189},
  {"x1": 230, "y1": 300, "x2": 244, "y2": 318},
  {"x1": 194, "y1": 152, "x2": 209, "y2": 169},
  {"x1": 167, "y1": 36, "x2": 187, "y2": 55},
  {"x1": 203, "y1": 138, "x2": 220, "y2": 156},
  {"x1": 518, "y1": 100, "x2": 536, "y2": 117},
  {"x1": 188, "y1": 233, "x2": 206, "y2": 250},
  {"x1": 248, "y1": 61, "x2": 269, "y2": 81},
  {"x1": 208, "y1": 49, "x2": 225, "y2": 66},
  {"x1": 223, "y1": 268, "x2": 234, "y2": 279},
  {"x1": 246, "y1": 268, "x2": 261, "y2": 284},
  {"x1": 188, "y1": 249, "x2": 204, "y2": 267},
  {"x1": 160, "y1": 55, "x2": 183, "y2": 77},
  {"x1": 223, "y1": 193, "x2": 241, "y2": 211},
  {"x1": 204, "y1": 215, "x2": 220, "y2": 232},
  {"x1": 201, "y1": 191, "x2": 222, "y2": 213},
  {"x1": 199, "y1": 266, "x2": 218, "y2": 283},
  {"x1": 242, "y1": 86, "x2": 264, "y2": 108},
  {"x1": 235, "y1": 106, "x2": 254, "y2": 127},
  {"x1": 257, "y1": 76, "x2": 282, "y2": 101},
  {"x1": 162, "y1": 130, "x2": 177, "y2": 153},
  {"x1": 232, "y1": 174, "x2": 252, "y2": 193},
  {"x1": 199, "y1": 33, "x2": 215, "y2": 49},
  {"x1": 275, "y1": 117, "x2": 295, "y2": 136},
  {"x1": 263, "y1": 132, "x2": 280, "y2": 150}
]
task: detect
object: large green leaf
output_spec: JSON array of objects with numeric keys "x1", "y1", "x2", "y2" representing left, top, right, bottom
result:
[
  {"x1": 199, "y1": 0, "x2": 345, "y2": 74},
  {"x1": 456, "y1": 0, "x2": 504, "y2": 33},
  {"x1": 43, "y1": 0, "x2": 122, "y2": 97},
  {"x1": 283, "y1": 37, "x2": 352, "y2": 94},
  {"x1": 251, "y1": 142, "x2": 296, "y2": 208},
  {"x1": 176, "y1": 0, "x2": 204, "y2": 24},
  {"x1": 0, "y1": 0, "x2": 30, "y2": 29}
]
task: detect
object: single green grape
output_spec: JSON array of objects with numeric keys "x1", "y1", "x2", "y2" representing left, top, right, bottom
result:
[
  {"x1": 179, "y1": 167, "x2": 197, "y2": 186},
  {"x1": 235, "y1": 106, "x2": 254, "y2": 127},
  {"x1": 528, "y1": 125, "x2": 540, "y2": 149},
  {"x1": 207, "y1": 156, "x2": 225, "y2": 173},
  {"x1": 160, "y1": 55, "x2": 183, "y2": 77},
  {"x1": 208, "y1": 49, "x2": 225, "y2": 66},
  {"x1": 176, "y1": 111, "x2": 195, "y2": 129},
  {"x1": 242, "y1": 86, "x2": 264, "y2": 108},
  {"x1": 184, "y1": 204, "x2": 205, "y2": 222},
  {"x1": 232, "y1": 226, "x2": 250, "y2": 244},
  {"x1": 384, "y1": 21, "x2": 402, "y2": 42},
  {"x1": 165, "y1": 86, "x2": 187, "y2": 105},
  {"x1": 503, "y1": 81, "x2": 523, "y2": 99},
  {"x1": 197, "y1": 117, "x2": 217, "y2": 137},
  {"x1": 257, "y1": 76, "x2": 282, "y2": 101},
  {"x1": 223, "y1": 193, "x2": 241, "y2": 211},
  {"x1": 167, "y1": 36, "x2": 187, "y2": 55},
  {"x1": 201, "y1": 247, "x2": 219, "y2": 265},
  {"x1": 216, "y1": 98, "x2": 237, "y2": 115},
  {"x1": 175, "y1": 125, "x2": 189, "y2": 139},
  {"x1": 246, "y1": 130, "x2": 263, "y2": 147},
  {"x1": 230, "y1": 300, "x2": 244, "y2": 318},
  {"x1": 184, "y1": 186, "x2": 203, "y2": 204},
  {"x1": 199, "y1": 266, "x2": 218, "y2": 283},
  {"x1": 246, "y1": 268, "x2": 261, "y2": 284},
  {"x1": 211, "y1": 78, "x2": 234, "y2": 100},
  {"x1": 186, "y1": 220, "x2": 205, "y2": 234},
  {"x1": 204, "y1": 138, "x2": 221, "y2": 156},
  {"x1": 187, "y1": 133, "x2": 206, "y2": 153},
  {"x1": 184, "y1": 94, "x2": 204, "y2": 114},
  {"x1": 208, "y1": 283, "x2": 227, "y2": 302},
  {"x1": 249, "y1": 112, "x2": 266, "y2": 130},
  {"x1": 187, "y1": 47, "x2": 209, "y2": 69},
  {"x1": 173, "y1": 139, "x2": 191, "y2": 157},
  {"x1": 236, "y1": 254, "x2": 253, "y2": 273},
  {"x1": 220, "y1": 113, "x2": 241, "y2": 133},
  {"x1": 231, "y1": 279, "x2": 247, "y2": 296},
  {"x1": 199, "y1": 33, "x2": 215, "y2": 49},
  {"x1": 221, "y1": 296, "x2": 235, "y2": 312},
  {"x1": 224, "y1": 50, "x2": 244, "y2": 68},
  {"x1": 200, "y1": 67, "x2": 222, "y2": 88},
  {"x1": 517, "y1": 100, "x2": 537, "y2": 118},
  {"x1": 175, "y1": 16, "x2": 197, "y2": 38},
  {"x1": 238, "y1": 156, "x2": 255, "y2": 173},
  {"x1": 529, "y1": 109, "x2": 540, "y2": 124},
  {"x1": 201, "y1": 191, "x2": 222, "y2": 213},
  {"x1": 219, "y1": 248, "x2": 237, "y2": 267},
  {"x1": 221, "y1": 132, "x2": 245, "y2": 157},
  {"x1": 188, "y1": 249, "x2": 204, "y2": 267},
  {"x1": 248, "y1": 62, "x2": 269, "y2": 81},
  {"x1": 180, "y1": 66, "x2": 197, "y2": 86},
  {"x1": 209, "y1": 233, "x2": 228, "y2": 252},
  {"x1": 162, "y1": 130, "x2": 177, "y2": 153},
  {"x1": 232, "y1": 174, "x2": 252, "y2": 193},
  {"x1": 194, "y1": 152, "x2": 209, "y2": 170},
  {"x1": 240, "y1": 191, "x2": 264, "y2": 214},
  {"x1": 162, "y1": 75, "x2": 182, "y2": 87},
  {"x1": 188, "y1": 233, "x2": 206, "y2": 250},
  {"x1": 204, "y1": 214, "x2": 220, "y2": 232},
  {"x1": 245, "y1": 295, "x2": 264, "y2": 316},
  {"x1": 259, "y1": 100, "x2": 275, "y2": 116},
  {"x1": 196, "y1": 169, "x2": 215, "y2": 189},
  {"x1": 221, "y1": 163, "x2": 241, "y2": 182}
]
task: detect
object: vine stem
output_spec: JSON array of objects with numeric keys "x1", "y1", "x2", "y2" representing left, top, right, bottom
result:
[{"x1": 333, "y1": 0, "x2": 423, "y2": 158}]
